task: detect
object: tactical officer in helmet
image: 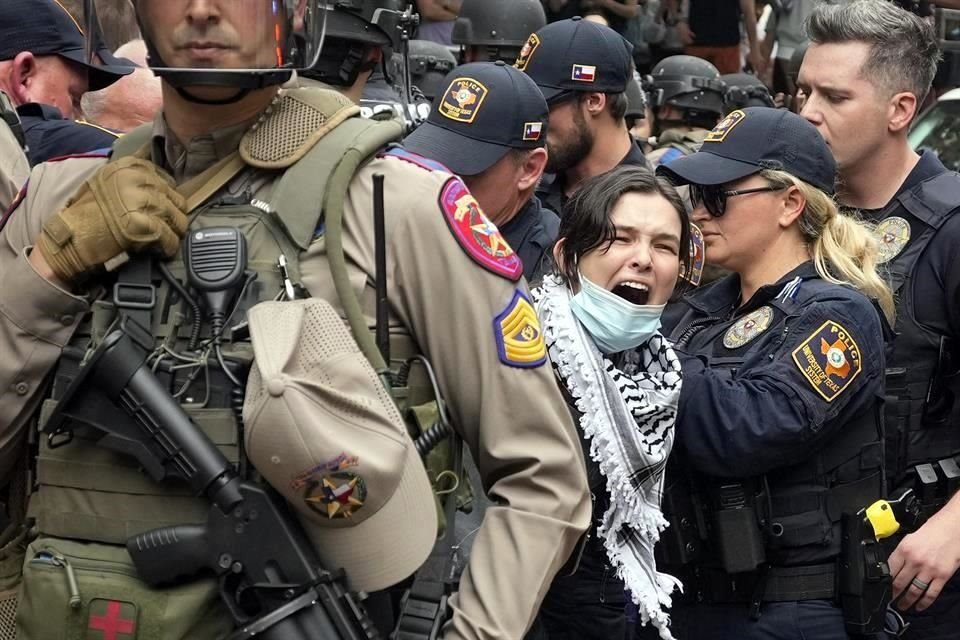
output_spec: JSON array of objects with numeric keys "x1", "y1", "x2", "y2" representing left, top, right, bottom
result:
[
  {"x1": 299, "y1": 0, "x2": 428, "y2": 132},
  {"x1": 644, "y1": 54, "x2": 726, "y2": 167},
  {"x1": 721, "y1": 72, "x2": 775, "y2": 114},
  {"x1": 451, "y1": 0, "x2": 547, "y2": 64},
  {"x1": 405, "y1": 39, "x2": 458, "y2": 102},
  {"x1": 0, "y1": 2, "x2": 590, "y2": 639}
]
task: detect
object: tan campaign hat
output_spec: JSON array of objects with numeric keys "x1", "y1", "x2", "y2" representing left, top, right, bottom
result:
[{"x1": 243, "y1": 299, "x2": 437, "y2": 592}]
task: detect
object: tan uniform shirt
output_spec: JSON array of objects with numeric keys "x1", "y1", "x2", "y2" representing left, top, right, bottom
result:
[
  {"x1": 0, "y1": 118, "x2": 28, "y2": 213},
  {"x1": 0, "y1": 93, "x2": 590, "y2": 639}
]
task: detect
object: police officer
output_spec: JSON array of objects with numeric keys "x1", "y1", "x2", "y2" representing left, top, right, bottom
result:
[
  {"x1": 0, "y1": 0, "x2": 130, "y2": 165},
  {"x1": 406, "y1": 39, "x2": 458, "y2": 102},
  {"x1": 299, "y1": 0, "x2": 429, "y2": 132},
  {"x1": 0, "y1": 2, "x2": 590, "y2": 640},
  {"x1": 517, "y1": 17, "x2": 648, "y2": 215},
  {"x1": 720, "y1": 72, "x2": 775, "y2": 114},
  {"x1": 452, "y1": 0, "x2": 547, "y2": 64},
  {"x1": 644, "y1": 55, "x2": 726, "y2": 167},
  {"x1": 404, "y1": 61, "x2": 557, "y2": 281},
  {"x1": 0, "y1": 92, "x2": 28, "y2": 212},
  {"x1": 656, "y1": 107, "x2": 893, "y2": 639},
  {"x1": 800, "y1": 2, "x2": 960, "y2": 636}
]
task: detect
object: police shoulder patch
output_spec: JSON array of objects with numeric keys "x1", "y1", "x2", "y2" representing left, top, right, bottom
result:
[
  {"x1": 723, "y1": 306, "x2": 773, "y2": 349},
  {"x1": 440, "y1": 177, "x2": 522, "y2": 281},
  {"x1": 514, "y1": 33, "x2": 541, "y2": 71},
  {"x1": 681, "y1": 223, "x2": 705, "y2": 286},
  {"x1": 791, "y1": 320, "x2": 863, "y2": 402},
  {"x1": 875, "y1": 216, "x2": 911, "y2": 264},
  {"x1": 494, "y1": 289, "x2": 547, "y2": 368}
]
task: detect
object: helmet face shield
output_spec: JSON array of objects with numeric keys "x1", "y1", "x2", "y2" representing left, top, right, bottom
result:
[{"x1": 86, "y1": 0, "x2": 331, "y2": 85}]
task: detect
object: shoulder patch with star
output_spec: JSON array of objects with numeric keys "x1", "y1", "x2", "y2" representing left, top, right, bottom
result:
[
  {"x1": 791, "y1": 320, "x2": 863, "y2": 402},
  {"x1": 440, "y1": 177, "x2": 522, "y2": 281},
  {"x1": 494, "y1": 289, "x2": 546, "y2": 368}
]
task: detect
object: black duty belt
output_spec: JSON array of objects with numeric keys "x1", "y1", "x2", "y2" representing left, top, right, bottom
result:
[{"x1": 690, "y1": 563, "x2": 836, "y2": 604}]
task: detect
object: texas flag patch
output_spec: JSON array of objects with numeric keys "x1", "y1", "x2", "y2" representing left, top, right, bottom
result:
[
  {"x1": 440, "y1": 177, "x2": 522, "y2": 281},
  {"x1": 523, "y1": 122, "x2": 543, "y2": 141},
  {"x1": 572, "y1": 64, "x2": 597, "y2": 82}
]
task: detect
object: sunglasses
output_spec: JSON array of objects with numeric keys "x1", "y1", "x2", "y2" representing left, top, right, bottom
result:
[{"x1": 689, "y1": 184, "x2": 786, "y2": 217}]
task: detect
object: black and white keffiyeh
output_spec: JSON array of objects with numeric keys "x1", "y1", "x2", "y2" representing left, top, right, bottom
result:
[{"x1": 533, "y1": 275, "x2": 683, "y2": 640}]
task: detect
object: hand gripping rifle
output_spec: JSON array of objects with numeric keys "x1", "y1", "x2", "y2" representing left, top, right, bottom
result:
[{"x1": 45, "y1": 319, "x2": 380, "y2": 640}]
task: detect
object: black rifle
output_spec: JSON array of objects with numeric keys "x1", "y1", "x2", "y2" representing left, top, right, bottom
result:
[{"x1": 45, "y1": 319, "x2": 379, "y2": 640}]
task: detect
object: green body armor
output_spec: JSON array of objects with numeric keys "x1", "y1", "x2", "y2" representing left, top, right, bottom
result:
[{"x1": 16, "y1": 88, "x2": 469, "y2": 640}]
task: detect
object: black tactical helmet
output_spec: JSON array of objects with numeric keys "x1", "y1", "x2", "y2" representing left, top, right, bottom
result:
[
  {"x1": 405, "y1": 40, "x2": 458, "y2": 102},
  {"x1": 451, "y1": 0, "x2": 546, "y2": 62},
  {"x1": 625, "y1": 73, "x2": 648, "y2": 122},
  {"x1": 647, "y1": 55, "x2": 725, "y2": 118},
  {"x1": 721, "y1": 73, "x2": 774, "y2": 113},
  {"x1": 304, "y1": 0, "x2": 414, "y2": 87},
  {"x1": 322, "y1": 0, "x2": 409, "y2": 49}
]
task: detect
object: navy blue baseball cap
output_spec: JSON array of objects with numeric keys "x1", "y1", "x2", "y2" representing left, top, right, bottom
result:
[
  {"x1": 0, "y1": 0, "x2": 132, "y2": 91},
  {"x1": 515, "y1": 17, "x2": 633, "y2": 104},
  {"x1": 656, "y1": 107, "x2": 837, "y2": 195},
  {"x1": 403, "y1": 61, "x2": 549, "y2": 176}
]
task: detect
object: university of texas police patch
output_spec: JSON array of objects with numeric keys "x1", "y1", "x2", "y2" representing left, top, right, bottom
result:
[
  {"x1": 438, "y1": 77, "x2": 489, "y2": 124},
  {"x1": 440, "y1": 177, "x2": 522, "y2": 281},
  {"x1": 705, "y1": 109, "x2": 746, "y2": 143},
  {"x1": 494, "y1": 289, "x2": 547, "y2": 368},
  {"x1": 723, "y1": 306, "x2": 774, "y2": 349},
  {"x1": 514, "y1": 33, "x2": 541, "y2": 71},
  {"x1": 681, "y1": 223, "x2": 705, "y2": 286},
  {"x1": 791, "y1": 320, "x2": 863, "y2": 402},
  {"x1": 875, "y1": 216, "x2": 911, "y2": 264}
]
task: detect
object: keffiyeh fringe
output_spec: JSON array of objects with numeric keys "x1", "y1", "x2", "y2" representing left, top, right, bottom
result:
[{"x1": 534, "y1": 275, "x2": 683, "y2": 640}]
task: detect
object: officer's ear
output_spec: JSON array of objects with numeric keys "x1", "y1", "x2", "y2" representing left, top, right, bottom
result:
[
  {"x1": 8, "y1": 52, "x2": 38, "y2": 105},
  {"x1": 887, "y1": 90, "x2": 918, "y2": 135},
  {"x1": 517, "y1": 148, "x2": 548, "y2": 191},
  {"x1": 582, "y1": 92, "x2": 606, "y2": 117}
]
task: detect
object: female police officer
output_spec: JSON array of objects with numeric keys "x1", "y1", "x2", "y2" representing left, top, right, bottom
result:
[{"x1": 652, "y1": 107, "x2": 894, "y2": 639}]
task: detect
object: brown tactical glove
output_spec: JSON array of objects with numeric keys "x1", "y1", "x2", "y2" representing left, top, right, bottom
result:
[{"x1": 37, "y1": 157, "x2": 189, "y2": 283}]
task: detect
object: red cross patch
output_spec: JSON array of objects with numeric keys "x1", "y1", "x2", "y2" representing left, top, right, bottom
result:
[
  {"x1": 439, "y1": 177, "x2": 522, "y2": 281},
  {"x1": 87, "y1": 599, "x2": 137, "y2": 640}
]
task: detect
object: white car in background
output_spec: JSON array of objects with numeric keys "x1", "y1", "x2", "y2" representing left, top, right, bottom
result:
[{"x1": 910, "y1": 87, "x2": 960, "y2": 172}]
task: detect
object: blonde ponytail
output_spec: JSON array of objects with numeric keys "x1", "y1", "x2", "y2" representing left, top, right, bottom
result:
[{"x1": 760, "y1": 170, "x2": 895, "y2": 324}]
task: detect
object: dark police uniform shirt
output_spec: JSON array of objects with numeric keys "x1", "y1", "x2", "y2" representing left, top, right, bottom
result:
[
  {"x1": 662, "y1": 262, "x2": 887, "y2": 479},
  {"x1": 536, "y1": 135, "x2": 651, "y2": 215},
  {"x1": 856, "y1": 151, "x2": 960, "y2": 356},
  {"x1": 500, "y1": 196, "x2": 559, "y2": 284},
  {"x1": 18, "y1": 103, "x2": 117, "y2": 166},
  {"x1": 662, "y1": 263, "x2": 889, "y2": 568}
]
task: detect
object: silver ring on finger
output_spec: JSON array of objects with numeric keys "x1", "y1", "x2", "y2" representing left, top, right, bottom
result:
[{"x1": 911, "y1": 577, "x2": 930, "y2": 591}]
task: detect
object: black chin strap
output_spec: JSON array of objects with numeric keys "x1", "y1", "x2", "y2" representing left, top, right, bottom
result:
[{"x1": 175, "y1": 86, "x2": 251, "y2": 106}]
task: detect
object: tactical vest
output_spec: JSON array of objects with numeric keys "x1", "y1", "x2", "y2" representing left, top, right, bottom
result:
[
  {"x1": 660, "y1": 279, "x2": 883, "y2": 576},
  {"x1": 873, "y1": 172, "x2": 960, "y2": 488},
  {"x1": 30, "y1": 88, "x2": 414, "y2": 545},
  {"x1": 647, "y1": 128, "x2": 709, "y2": 167}
]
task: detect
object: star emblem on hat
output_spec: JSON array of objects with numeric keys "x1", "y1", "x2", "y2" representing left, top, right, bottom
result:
[{"x1": 304, "y1": 472, "x2": 368, "y2": 519}]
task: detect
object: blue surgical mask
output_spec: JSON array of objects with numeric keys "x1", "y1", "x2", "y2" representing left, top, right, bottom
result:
[{"x1": 570, "y1": 272, "x2": 665, "y2": 354}]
